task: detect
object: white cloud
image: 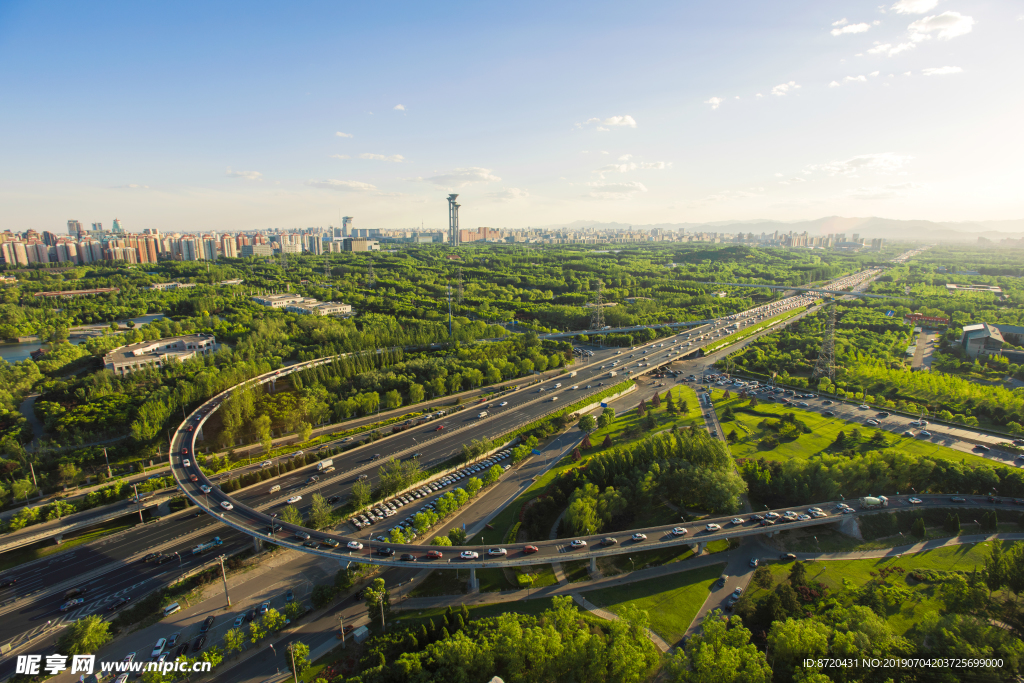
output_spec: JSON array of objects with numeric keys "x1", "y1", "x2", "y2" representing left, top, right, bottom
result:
[
  {"x1": 908, "y1": 11, "x2": 974, "y2": 41},
  {"x1": 359, "y1": 152, "x2": 406, "y2": 162},
  {"x1": 807, "y1": 152, "x2": 913, "y2": 176},
  {"x1": 870, "y1": 71, "x2": 880, "y2": 77},
  {"x1": 867, "y1": 41, "x2": 917, "y2": 56},
  {"x1": 844, "y1": 75, "x2": 868, "y2": 83},
  {"x1": 640, "y1": 161, "x2": 671, "y2": 170},
  {"x1": 305, "y1": 179, "x2": 378, "y2": 192},
  {"x1": 778, "y1": 177, "x2": 807, "y2": 185},
  {"x1": 904, "y1": 71, "x2": 913, "y2": 75},
  {"x1": 586, "y1": 181, "x2": 648, "y2": 199},
  {"x1": 829, "y1": 81, "x2": 841, "y2": 87},
  {"x1": 582, "y1": 115, "x2": 637, "y2": 128},
  {"x1": 598, "y1": 162, "x2": 637, "y2": 174},
  {"x1": 335, "y1": 131, "x2": 353, "y2": 138},
  {"x1": 330, "y1": 154, "x2": 350, "y2": 160},
  {"x1": 922, "y1": 65, "x2": 963, "y2": 76},
  {"x1": 225, "y1": 168, "x2": 262, "y2": 181},
  {"x1": 112, "y1": 183, "x2": 150, "y2": 189},
  {"x1": 831, "y1": 22, "x2": 871, "y2": 35},
  {"x1": 756, "y1": 93, "x2": 763, "y2": 98},
  {"x1": 848, "y1": 182, "x2": 924, "y2": 199},
  {"x1": 489, "y1": 187, "x2": 529, "y2": 202},
  {"x1": 618, "y1": 154, "x2": 633, "y2": 161},
  {"x1": 393, "y1": 104, "x2": 406, "y2": 111},
  {"x1": 424, "y1": 167, "x2": 501, "y2": 187},
  {"x1": 832, "y1": 17, "x2": 849, "y2": 26},
  {"x1": 704, "y1": 97, "x2": 724, "y2": 110},
  {"x1": 891, "y1": 0, "x2": 938, "y2": 14},
  {"x1": 771, "y1": 81, "x2": 800, "y2": 96}
]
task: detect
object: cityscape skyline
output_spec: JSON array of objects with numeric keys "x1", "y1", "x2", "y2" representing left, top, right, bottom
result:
[{"x1": 2, "y1": 1, "x2": 1021, "y2": 233}]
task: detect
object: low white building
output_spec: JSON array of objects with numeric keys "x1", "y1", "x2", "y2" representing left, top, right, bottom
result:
[{"x1": 104, "y1": 334, "x2": 218, "y2": 375}]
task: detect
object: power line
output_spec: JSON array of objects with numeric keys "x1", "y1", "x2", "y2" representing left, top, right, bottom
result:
[
  {"x1": 589, "y1": 278, "x2": 606, "y2": 330},
  {"x1": 811, "y1": 300, "x2": 837, "y2": 384}
]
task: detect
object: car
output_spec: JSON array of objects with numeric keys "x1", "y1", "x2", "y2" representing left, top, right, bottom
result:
[
  {"x1": 220, "y1": 501, "x2": 234, "y2": 511},
  {"x1": 287, "y1": 495, "x2": 302, "y2": 504},
  {"x1": 460, "y1": 551, "x2": 479, "y2": 560},
  {"x1": 189, "y1": 474, "x2": 198, "y2": 483},
  {"x1": 327, "y1": 495, "x2": 340, "y2": 505},
  {"x1": 400, "y1": 553, "x2": 417, "y2": 562},
  {"x1": 705, "y1": 523, "x2": 721, "y2": 532},
  {"x1": 167, "y1": 632, "x2": 180, "y2": 648},
  {"x1": 259, "y1": 601, "x2": 270, "y2": 615},
  {"x1": 285, "y1": 590, "x2": 294, "y2": 603},
  {"x1": 181, "y1": 448, "x2": 189, "y2": 455},
  {"x1": 759, "y1": 519, "x2": 775, "y2": 527},
  {"x1": 717, "y1": 575, "x2": 729, "y2": 587},
  {"x1": 499, "y1": 401, "x2": 508, "y2": 407},
  {"x1": 426, "y1": 550, "x2": 443, "y2": 559},
  {"x1": 731, "y1": 518, "x2": 744, "y2": 525},
  {"x1": 114, "y1": 675, "x2": 129, "y2": 683},
  {"x1": 260, "y1": 460, "x2": 273, "y2": 468},
  {"x1": 233, "y1": 614, "x2": 245, "y2": 627},
  {"x1": 631, "y1": 533, "x2": 647, "y2": 542},
  {"x1": 865, "y1": 419, "x2": 879, "y2": 426},
  {"x1": 375, "y1": 547, "x2": 396, "y2": 557},
  {"x1": 975, "y1": 444, "x2": 991, "y2": 452},
  {"x1": 988, "y1": 496, "x2": 1002, "y2": 504},
  {"x1": 750, "y1": 514, "x2": 764, "y2": 521},
  {"x1": 183, "y1": 459, "x2": 190, "y2": 467},
  {"x1": 346, "y1": 541, "x2": 364, "y2": 551},
  {"x1": 487, "y1": 548, "x2": 508, "y2": 557},
  {"x1": 858, "y1": 404, "x2": 869, "y2": 409},
  {"x1": 823, "y1": 399, "x2": 833, "y2": 405},
  {"x1": 919, "y1": 431, "x2": 932, "y2": 438},
  {"x1": 797, "y1": 514, "x2": 811, "y2": 521},
  {"x1": 60, "y1": 598, "x2": 84, "y2": 612},
  {"x1": 731, "y1": 587, "x2": 744, "y2": 599},
  {"x1": 908, "y1": 497, "x2": 922, "y2": 505},
  {"x1": 174, "y1": 641, "x2": 189, "y2": 658},
  {"x1": 951, "y1": 497, "x2": 966, "y2": 504},
  {"x1": 436, "y1": 425, "x2": 445, "y2": 431},
  {"x1": 750, "y1": 558, "x2": 759, "y2": 567},
  {"x1": 108, "y1": 596, "x2": 131, "y2": 611},
  {"x1": 199, "y1": 616, "x2": 215, "y2": 633},
  {"x1": 779, "y1": 553, "x2": 797, "y2": 561},
  {"x1": 569, "y1": 539, "x2": 588, "y2": 549},
  {"x1": 0, "y1": 577, "x2": 16, "y2": 588},
  {"x1": 600, "y1": 537, "x2": 617, "y2": 547},
  {"x1": 199, "y1": 484, "x2": 212, "y2": 494},
  {"x1": 671, "y1": 527, "x2": 688, "y2": 536},
  {"x1": 523, "y1": 545, "x2": 540, "y2": 554},
  {"x1": 192, "y1": 635, "x2": 207, "y2": 652},
  {"x1": 903, "y1": 430, "x2": 915, "y2": 436}
]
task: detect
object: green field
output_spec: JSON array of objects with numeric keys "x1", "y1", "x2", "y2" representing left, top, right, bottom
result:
[
  {"x1": 582, "y1": 563, "x2": 723, "y2": 645},
  {"x1": 712, "y1": 389, "x2": 1013, "y2": 470},
  {"x1": 755, "y1": 541, "x2": 1012, "y2": 635},
  {"x1": 586, "y1": 384, "x2": 703, "y2": 454}
]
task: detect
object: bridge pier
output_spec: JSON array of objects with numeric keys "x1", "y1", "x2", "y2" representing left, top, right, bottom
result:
[
  {"x1": 589, "y1": 557, "x2": 597, "y2": 573},
  {"x1": 157, "y1": 500, "x2": 171, "y2": 517},
  {"x1": 691, "y1": 542, "x2": 705, "y2": 555},
  {"x1": 253, "y1": 536, "x2": 262, "y2": 553},
  {"x1": 469, "y1": 568, "x2": 479, "y2": 592},
  {"x1": 196, "y1": 426, "x2": 204, "y2": 442},
  {"x1": 269, "y1": 379, "x2": 277, "y2": 393},
  {"x1": 53, "y1": 534, "x2": 63, "y2": 545}
]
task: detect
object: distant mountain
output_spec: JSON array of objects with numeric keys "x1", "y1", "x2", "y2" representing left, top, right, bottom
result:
[{"x1": 529, "y1": 217, "x2": 1024, "y2": 243}]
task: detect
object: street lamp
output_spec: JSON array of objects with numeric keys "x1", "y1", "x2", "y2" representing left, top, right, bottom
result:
[{"x1": 271, "y1": 514, "x2": 277, "y2": 538}]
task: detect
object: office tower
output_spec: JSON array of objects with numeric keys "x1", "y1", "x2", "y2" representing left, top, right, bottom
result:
[
  {"x1": 112, "y1": 218, "x2": 124, "y2": 234},
  {"x1": 342, "y1": 216, "x2": 354, "y2": 236},
  {"x1": 68, "y1": 220, "x2": 83, "y2": 236},
  {"x1": 91, "y1": 222, "x2": 102, "y2": 233},
  {"x1": 220, "y1": 235, "x2": 237, "y2": 258},
  {"x1": 202, "y1": 237, "x2": 218, "y2": 261}
]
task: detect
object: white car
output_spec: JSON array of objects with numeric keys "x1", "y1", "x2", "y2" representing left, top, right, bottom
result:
[
  {"x1": 908, "y1": 497, "x2": 922, "y2": 505},
  {"x1": 487, "y1": 548, "x2": 507, "y2": 557},
  {"x1": 347, "y1": 541, "x2": 363, "y2": 550},
  {"x1": 797, "y1": 514, "x2": 811, "y2": 521},
  {"x1": 260, "y1": 460, "x2": 272, "y2": 468},
  {"x1": 499, "y1": 401, "x2": 508, "y2": 407},
  {"x1": 570, "y1": 539, "x2": 588, "y2": 548},
  {"x1": 200, "y1": 484, "x2": 212, "y2": 493},
  {"x1": 151, "y1": 638, "x2": 166, "y2": 658},
  {"x1": 631, "y1": 533, "x2": 647, "y2": 541},
  {"x1": 730, "y1": 518, "x2": 744, "y2": 525},
  {"x1": 859, "y1": 404, "x2": 869, "y2": 409},
  {"x1": 671, "y1": 527, "x2": 689, "y2": 536},
  {"x1": 460, "y1": 551, "x2": 479, "y2": 560},
  {"x1": 287, "y1": 495, "x2": 303, "y2": 504},
  {"x1": 220, "y1": 501, "x2": 234, "y2": 511},
  {"x1": 705, "y1": 523, "x2": 722, "y2": 532}
]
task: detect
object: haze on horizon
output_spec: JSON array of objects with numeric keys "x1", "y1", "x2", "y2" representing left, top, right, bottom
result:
[{"x1": 1, "y1": 0, "x2": 1021, "y2": 234}]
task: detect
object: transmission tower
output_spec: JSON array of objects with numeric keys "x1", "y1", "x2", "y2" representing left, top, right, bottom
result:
[
  {"x1": 456, "y1": 267, "x2": 464, "y2": 306},
  {"x1": 811, "y1": 300, "x2": 837, "y2": 383},
  {"x1": 589, "y1": 279, "x2": 606, "y2": 330}
]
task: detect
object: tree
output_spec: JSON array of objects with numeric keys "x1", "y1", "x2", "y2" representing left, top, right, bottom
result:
[
  {"x1": 223, "y1": 628, "x2": 246, "y2": 655},
  {"x1": 666, "y1": 610, "x2": 771, "y2": 683},
  {"x1": 602, "y1": 434, "x2": 612, "y2": 448},
  {"x1": 945, "y1": 512, "x2": 961, "y2": 535},
  {"x1": 286, "y1": 642, "x2": 311, "y2": 675},
  {"x1": 637, "y1": 399, "x2": 647, "y2": 417},
  {"x1": 254, "y1": 414, "x2": 273, "y2": 455},
  {"x1": 985, "y1": 542, "x2": 1007, "y2": 596},
  {"x1": 58, "y1": 463, "x2": 82, "y2": 488},
  {"x1": 352, "y1": 479, "x2": 371, "y2": 510},
  {"x1": 200, "y1": 647, "x2": 224, "y2": 669},
  {"x1": 581, "y1": 434, "x2": 593, "y2": 450},
  {"x1": 767, "y1": 618, "x2": 830, "y2": 676},
  {"x1": 408, "y1": 383, "x2": 425, "y2": 405},
  {"x1": 833, "y1": 431, "x2": 847, "y2": 447},
  {"x1": 299, "y1": 422, "x2": 313, "y2": 442},
  {"x1": 788, "y1": 561, "x2": 807, "y2": 587},
  {"x1": 484, "y1": 464, "x2": 502, "y2": 486},
  {"x1": 578, "y1": 415, "x2": 596, "y2": 432},
  {"x1": 911, "y1": 517, "x2": 926, "y2": 539},
  {"x1": 448, "y1": 527, "x2": 468, "y2": 545},
  {"x1": 651, "y1": 393, "x2": 661, "y2": 408},
  {"x1": 335, "y1": 567, "x2": 353, "y2": 591},
  {"x1": 384, "y1": 389, "x2": 402, "y2": 410},
  {"x1": 727, "y1": 430, "x2": 739, "y2": 444},
  {"x1": 279, "y1": 505, "x2": 303, "y2": 526},
  {"x1": 11, "y1": 477, "x2": 35, "y2": 501},
  {"x1": 262, "y1": 607, "x2": 286, "y2": 632},
  {"x1": 432, "y1": 535, "x2": 452, "y2": 546},
  {"x1": 466, "y1": 477, "x2": 482, "y2": 497},
  {"x1": 363, "y1": 578, "x2": 391, "y2": 630},
  {"x1": 752, "y1": 565, "x2": 772, "y2": 589},
  {"x1": 307, "y1": 493, "x2": 335, "y2": 530},
  {"x1": 57, "y1": 615, "x2": 111, "y2": 655},
  {"x1": 311, "y1": 584, "x2": 337, "y2": 609},
  {"x1": 248, "y1": 619, "x2": 266, "y2": 645}
]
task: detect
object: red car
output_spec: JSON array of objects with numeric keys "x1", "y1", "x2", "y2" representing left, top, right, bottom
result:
[
  {"x1": 426, "y1": 550, "x2": 443, "y2": 560},
  {"x1": 187, "y1": 425, "x2": 194, "y2": 432},
  {"x1": 189, "y1": 474, "x2": 198, "y2": 483},
  {"x1": 181, "y1": 448, "x2": 189, "y2": 455},
  {"x1": 435, "y1": 425, "x2": 445, "y2": 431},
  {"x1": 523, "y1": 545, "x2": 540, "y2": 555}
]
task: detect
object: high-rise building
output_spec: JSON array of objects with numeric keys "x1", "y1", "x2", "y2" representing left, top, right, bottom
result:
[
  {"x1": 220, "y1": 235, "x2": 237, "y2": 258},
  {"x1": 112, "y1": 218, "x2": 124, "y2": 234},
  {"x1": 202, "y1": 237, "x2": 218, "y2": 261},
  {"x1": 342, "y1": 216, "x2": 354, "y2": 236},
  {"x1": 68, "y1": 220, "x2": 83, "y2": 237},
  {"x1": 91, "y1": 222, "x2": 102, "y2": 233},
  {"x1": 447, "y1": 194, "x2": 460, "y2": 246}
]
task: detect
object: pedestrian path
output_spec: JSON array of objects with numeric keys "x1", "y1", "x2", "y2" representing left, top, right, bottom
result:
[{"x1": 570, "y1": 592, "x2": 670, "y2": 652}]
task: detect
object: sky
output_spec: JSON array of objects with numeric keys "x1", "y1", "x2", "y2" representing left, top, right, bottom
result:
[{"x1": 1, "y1": 0, "x2": 1021, "y2": 234}]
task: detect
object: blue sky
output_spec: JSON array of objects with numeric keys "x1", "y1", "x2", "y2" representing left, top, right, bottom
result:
[{"x1": 1, "y1": 0, "x2": 1021, "y2": 233}]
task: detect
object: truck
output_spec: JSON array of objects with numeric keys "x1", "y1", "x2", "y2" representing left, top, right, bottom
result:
[
  {"x1": 859, "y1": 496, "x2": 888, "y2": 510},
  {"x1": 478, "y1": 411, "x2": 488, "y2": 418},
  {"x1": 317, "y1": 459, "x2": 333, "y2": 472},
  {"x1": 607, "y1": 371, "x2": 617, "y2": 378},
  {"x1": 192, "y1": 537, "x2": 223, "y2": 555},
  {"x1": 569, "y1": 371, "x2": 577, "y2": 377}
]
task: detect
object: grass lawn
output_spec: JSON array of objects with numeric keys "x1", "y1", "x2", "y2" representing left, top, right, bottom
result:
[
  {"x1": 391, "y1": 597, "x2": 578, "y2": 631},
  {"x1": 752, "y1": 541, "x2": 1012, "y2": 635},
  {"x1": 563, "y1": 559, "x2": 593, "y2": 583},
  {"x1": 409, "y1": 569, "x2": 468, "y2": 597},
  {"x1": 582, "y1": 564, "x2": 723, "y2": 645},
  {"x1": 0, "y1": 516, "x2": 138, "y2": 573},
  {"x1": 587, "y1": 384, "x2": 703, "y2": 456},
  {"x1": 712, "y1": 390, "x2": 1015, "y2": 471}
]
